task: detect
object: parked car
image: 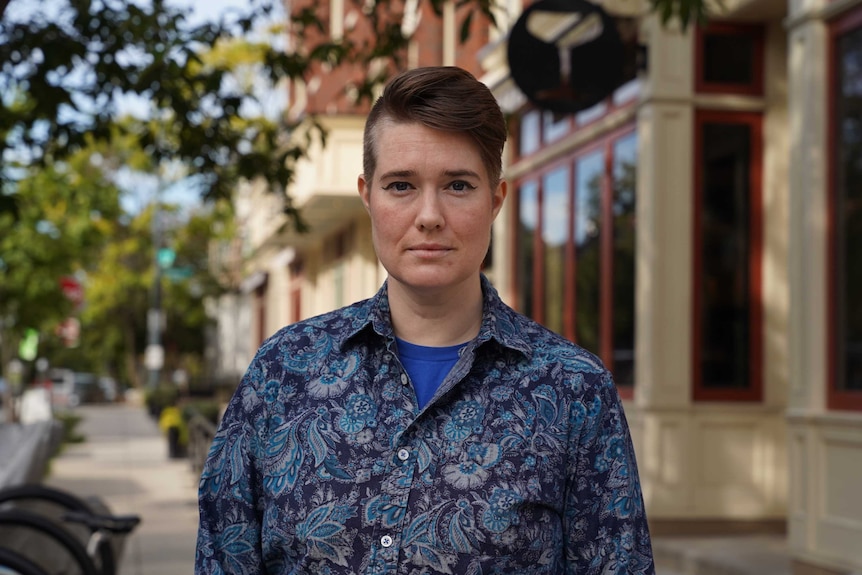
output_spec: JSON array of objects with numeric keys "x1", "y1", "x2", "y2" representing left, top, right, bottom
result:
[
  {"x1": 48, "y1": 368, "x2": 78, "y2": 408},
  {"x1": 49, "y1": 369, "x2": 118, "y2": 407}
]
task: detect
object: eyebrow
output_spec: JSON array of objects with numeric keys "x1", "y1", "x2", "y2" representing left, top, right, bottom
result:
[{"x1": 378, "y1": 169, "x2": 483, "y2": 180}]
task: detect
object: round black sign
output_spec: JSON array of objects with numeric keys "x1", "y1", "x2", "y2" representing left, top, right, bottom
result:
[{"x1": 507, "y1": 0, "x2": 625, "y2": 114}]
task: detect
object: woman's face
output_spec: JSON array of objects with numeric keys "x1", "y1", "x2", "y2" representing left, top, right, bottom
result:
[{"x1": 358, "y1": 121, "x2": 506, "y2": 297}]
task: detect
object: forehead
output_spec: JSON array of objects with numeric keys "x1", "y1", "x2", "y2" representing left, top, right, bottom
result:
[{"x1": 372, "y1": 120, "x2": 484, "y2": 176}]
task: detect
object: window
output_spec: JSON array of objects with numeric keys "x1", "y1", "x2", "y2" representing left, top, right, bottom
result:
[
  {"x1": 516, "y1": 180, "x2": 539, "y2": 319},
  {"x1": 695, "y1": 23, "x2": 764, "y2": 96},
  {"x1": 513, "y1": 127, "x2": 637, "y2": 395},
  {"x1": 828, "y1": 6, "x2": 862, "y2": 410},
  {"x1": 612, "y1": 134, "x2": 637, "y2": 387},
  {"x1": 519, "y1": 110, "x2": 541, "y2": 157},
  {"x1": 543, "y1": 166, "x2": 571, "y2": 336},
  {"x1": 574, "y1": 151, "x2": 603, "y2": 356},
  {"x1": 543, "y1": 111, "x2": 571, "y2": 144},
  {"x1": 693, "y1": 111, "x2": 763, "y2": 401}
]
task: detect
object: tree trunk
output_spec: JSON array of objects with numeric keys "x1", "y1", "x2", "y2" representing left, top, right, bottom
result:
[{"x1": 123, "y1": 322, "x2": 141, "y2": 389}]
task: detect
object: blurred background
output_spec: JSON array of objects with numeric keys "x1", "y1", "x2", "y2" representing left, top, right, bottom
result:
[{"x1": 1, "y1": 0, "x2": 861, "y2": 573}]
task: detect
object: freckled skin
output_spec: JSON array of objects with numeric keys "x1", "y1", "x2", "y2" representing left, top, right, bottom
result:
[{"x1": 357, "y1": 121, "x2": 507, "y2": 305}]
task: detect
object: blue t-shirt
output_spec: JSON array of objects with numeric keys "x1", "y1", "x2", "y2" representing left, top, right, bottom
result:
[{"x1": 396, "y1": 337, "x2": 466, "y2": 409}]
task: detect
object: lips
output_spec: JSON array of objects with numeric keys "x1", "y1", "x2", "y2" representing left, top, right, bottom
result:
[{"x1": 408, "y1": 243, "x2": 452, "y2": 257}]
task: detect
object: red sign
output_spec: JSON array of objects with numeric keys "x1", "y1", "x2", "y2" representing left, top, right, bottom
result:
[
  {"x1": 55, "y1": 317, "x2": 81, "y2": 347},
  {"x1": 59, "y1": 276, "x2": 83, "y2": 305}
]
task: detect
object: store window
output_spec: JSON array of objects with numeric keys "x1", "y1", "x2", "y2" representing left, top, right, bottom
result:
[
  {"x1": 693, "y1": 111, "x2": 763, "y2": 401},
  {"x1": 695, "y1": 22, "x2": 764, "y2": 96},
  {"x1": 513, "y1": 127, "x2": 637, "y2": 394},
  {"x1": 829, "y1": 6, "x2": 862, "y2": 411}
]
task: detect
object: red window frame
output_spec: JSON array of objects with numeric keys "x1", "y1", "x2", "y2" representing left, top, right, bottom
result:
[
  {"x1": 511, "y1": 123, "x2": 637, "y2": 398},
  {"x1": 827, "y1": 5, "x2": 862, "y2": 411},
  {"x1": 695, "y1": 22, "x2": 765, "y2": 96},
  {"x1": 692, "y1": 110, "x2": 764, "y2": 402}
]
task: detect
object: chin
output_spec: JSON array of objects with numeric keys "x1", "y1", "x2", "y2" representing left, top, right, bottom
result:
[{"x1": 391, "y1": 269, "x2": 474, "y2": 292}]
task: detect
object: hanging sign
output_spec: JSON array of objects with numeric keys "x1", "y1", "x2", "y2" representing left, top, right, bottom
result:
[{"x1": 507, "y1": 0, "x2": 625, "y2": 114}]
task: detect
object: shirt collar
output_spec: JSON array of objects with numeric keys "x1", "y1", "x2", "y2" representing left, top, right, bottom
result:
[{"x1": 337, "y1": 275, "x2": 533, "y2": 359}]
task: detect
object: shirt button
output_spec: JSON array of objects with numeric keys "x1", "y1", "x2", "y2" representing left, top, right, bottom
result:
[
  {"x1": 381, "y1": 535, "x2": 393, "y2": 548},
  {"x1": 397, "y1": 448, "x2": 410, "y2": 461},
  {"x1": 400, "y1": 373, "x2": 409, "y2": 385}
]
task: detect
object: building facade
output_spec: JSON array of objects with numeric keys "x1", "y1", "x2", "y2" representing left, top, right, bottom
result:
[{"x1": 212, "y1": 0, "x2": 862, "y2": 572}]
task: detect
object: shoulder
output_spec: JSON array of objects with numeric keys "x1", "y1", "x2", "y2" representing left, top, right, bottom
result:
[
  {"x1": 492, "y1": 309, "x2": 618, "y2": 409},
  {"x1": 248, "y1": 300, "x2": 373, "y2": 378},
  {"x1": 265, "y1": 299, "x2": 371, "y2": 351},
  {"x1": 511, "y1": 309, "x2": 607, "y2": 374}
]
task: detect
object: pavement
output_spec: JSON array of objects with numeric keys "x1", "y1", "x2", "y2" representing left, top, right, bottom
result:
[
  {"x1": 45, "y1": 402, "x2": 200, "y2": 575},
  {"x1": 39, "y1": 402, "x2": 794, "y2": 575}
]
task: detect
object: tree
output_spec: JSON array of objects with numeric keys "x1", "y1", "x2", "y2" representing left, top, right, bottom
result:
[
  {"x1": 76, "y1": 199, "x2": 232, "y2": 389},
  {"x1": 0, "y1": 144, "x2": 122, "y2": 418}
]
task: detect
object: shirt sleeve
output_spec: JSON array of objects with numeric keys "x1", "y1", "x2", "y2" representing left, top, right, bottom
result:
[
  {"x1": 564, "y1": 370, "x2": 655, "y2": 575},
  {"x1": 195, "y1": 377, "x2": 266, "y2": 575}
]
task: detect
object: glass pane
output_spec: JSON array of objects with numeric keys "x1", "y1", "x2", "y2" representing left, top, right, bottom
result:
[
  {"x1": 518, "y1": 181, "x2": 539, "y2": 317},
  {"x1": 612, "y1": 134, "x2": 637, "y2": 387},
  {"x1": 543, "y1": 167, "x2": 570, "y2": 335},
  {"x1": 837, "y1": 27, "x2": 862, "y2": 391},
  {"x1": 700, "y1": 122, "x2": 751, "y2": 389},
  {"x1": 543, "y1": 111, "x2": 570, "y2": 144},
  {"x1": 520, "y1": 111, "x2": 541, "y2": 157},
  {"x1": 575, "y1": 151, "x2": 604, "y2": 354},
  {"x1": 703, "y1": 33, "x2": 755, "y2": 85}
]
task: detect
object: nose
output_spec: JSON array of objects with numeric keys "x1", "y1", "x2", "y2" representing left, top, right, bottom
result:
[{"x1": 415, "y1": 189, "x2": 444, "y2": 230}]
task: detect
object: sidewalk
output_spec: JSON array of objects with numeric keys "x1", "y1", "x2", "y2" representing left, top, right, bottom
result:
[{"x1": 45, "y1": 402, "x2": 201, "y2": 575}]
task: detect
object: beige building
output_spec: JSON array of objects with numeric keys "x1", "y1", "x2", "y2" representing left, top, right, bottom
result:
[{"x1": 209, "y1": 0, "x2": 862, "y2": 573}]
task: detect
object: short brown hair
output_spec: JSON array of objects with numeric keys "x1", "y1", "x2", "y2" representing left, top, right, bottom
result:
[{"x1": 362, "y1": 66, "x2": 507, "y2": 185}]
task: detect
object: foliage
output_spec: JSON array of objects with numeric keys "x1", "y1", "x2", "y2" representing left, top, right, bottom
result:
[
  {"x1": 182, "y1": 399, "x2": 222, "y2": 426},
  {"x1": 145, "y1": 384, "x2": 180, "y2": 418},
  {"x1": 75, "y1": 196, "x2": 231, "y2": 388},
  {"x1": 0, "y1": 145, "x2": 121, "y2": 385},
  {"x1": 158, "y1": 405, "x2": 188, "y2": 445},
  {"x1": 54, "y1": 410, "x2": 86, "y2": 446}
]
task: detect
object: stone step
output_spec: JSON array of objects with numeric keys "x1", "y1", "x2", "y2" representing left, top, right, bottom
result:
[{"x1": 652, "y1": 535, "x2": 792, "y2": 575}]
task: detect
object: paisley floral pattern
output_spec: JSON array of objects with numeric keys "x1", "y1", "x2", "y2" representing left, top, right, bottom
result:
[{"x1": 196, "y1": 276, "x2": 654, "y2": 574}]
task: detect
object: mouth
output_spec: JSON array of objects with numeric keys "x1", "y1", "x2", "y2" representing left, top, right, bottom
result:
[{"x1": 408, "y1": 244, "x2": 452, "y2": 258}]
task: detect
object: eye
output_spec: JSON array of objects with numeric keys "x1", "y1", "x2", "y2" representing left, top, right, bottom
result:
[
  {"x1": 449, "y1": 180, "x2": 477, "y2": 193},
  {"x1": 382, "y1": 181, "x2": 413, "y2": 193}
]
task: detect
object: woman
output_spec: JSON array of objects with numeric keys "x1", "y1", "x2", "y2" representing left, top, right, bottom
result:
[{"x1": 196, "y1": 66, "x2": 654, "y2": 575}]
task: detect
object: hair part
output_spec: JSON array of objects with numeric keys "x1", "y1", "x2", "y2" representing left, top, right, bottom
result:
[{"x1": 362, "y1": 66, "x2": 507, "y2": 186}]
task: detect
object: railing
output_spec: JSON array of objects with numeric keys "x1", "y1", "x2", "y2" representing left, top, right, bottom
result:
[
  {"x1": 186, "y1": 410, "x2": 218, "y2": 476},
  {"x1": 0, "y1": 420, "x2": 63, "y2": 490}
]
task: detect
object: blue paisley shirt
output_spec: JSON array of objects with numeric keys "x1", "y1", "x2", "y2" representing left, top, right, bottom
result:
[{"x1": 196, "y1": 277, "x2": 654, "y2": 575}]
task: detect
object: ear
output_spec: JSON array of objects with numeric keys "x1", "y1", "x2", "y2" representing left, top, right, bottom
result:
[
  {"x1": 358, "y1": 174, "x2": 371, "y2": 211},
  {"x1": 491, "y1": 180, "x2": 508, "y2": 219}
]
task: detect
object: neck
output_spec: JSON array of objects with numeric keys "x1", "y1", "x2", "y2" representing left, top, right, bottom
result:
[{"x1": 387, "y1": 276, "x2": 484, "y2": 347}]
